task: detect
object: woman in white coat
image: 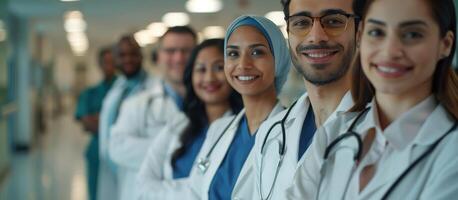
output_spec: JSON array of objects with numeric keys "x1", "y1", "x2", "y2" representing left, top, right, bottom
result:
[
  {"x1": 136, "y1": 39, "x2": 243, "y2": 199},
  {"x1": 194, "y1": 15, "x2": 291, "y2": 200},
  {"x1": 287, "y1": 0, "x2": 458, "y2": 199}
]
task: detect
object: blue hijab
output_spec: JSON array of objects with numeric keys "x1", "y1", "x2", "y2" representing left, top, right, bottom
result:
[{"x1": 224, "y1": 15, "x2": 291, "y2": 94}]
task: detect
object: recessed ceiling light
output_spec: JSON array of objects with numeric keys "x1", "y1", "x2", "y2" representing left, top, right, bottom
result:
[
  {"x1": 202, "y1": 26, "x2": 225, "y2": 39},
  {"x1": 186, "y1": 0, "x2": 223, "y2": 13},
  {"x1": 162, "y1": 12, "x2": 190, "y2": 27}
]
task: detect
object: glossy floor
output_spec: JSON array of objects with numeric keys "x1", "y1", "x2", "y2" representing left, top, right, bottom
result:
[{"x1": 0, "y1": 111, "x2": 90, "y2": 200}]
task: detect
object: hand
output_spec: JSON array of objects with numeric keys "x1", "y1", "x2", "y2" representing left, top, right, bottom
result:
[{"x1": 82, "y1": 114, "x2": 100, "y2": 133}]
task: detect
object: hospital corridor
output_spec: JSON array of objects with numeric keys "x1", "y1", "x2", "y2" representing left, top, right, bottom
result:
[
  {"x1": 0, "y1": 96, "x2": 89, "y2": 200},
  {"x1": 2, "y1": 0, "x2": 458, "y2": 200}
]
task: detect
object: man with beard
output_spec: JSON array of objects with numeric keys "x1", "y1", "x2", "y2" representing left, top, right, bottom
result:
[
  {"x1": 108, "y1": 26, "x2": 197, "y2": 200},
  {"x1": 97, "y1": 35, "x2": 155, "y2": 200},
  {"x1": 231, "y1": 0, "x2": 365, "y2": 199}
]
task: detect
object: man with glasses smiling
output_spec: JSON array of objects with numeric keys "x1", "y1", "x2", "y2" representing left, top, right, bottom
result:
[
  {"x1": 236, "y1": 0, "x2": 366, "y2": 199},
  {"x1": 108, "y1": 26, "x2": 197, "y2": 200}
]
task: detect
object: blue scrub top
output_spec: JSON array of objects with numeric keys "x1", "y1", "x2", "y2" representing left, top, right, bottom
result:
[
  {"x1": 298, "y1": 106, "x2": 316, "y2": 160},
  {"x1": 172, "y1": 126, "x2": 209, "y2": 179},
  {"x1": 208, "y1": 116, "x2": 255, "y2": 200}
]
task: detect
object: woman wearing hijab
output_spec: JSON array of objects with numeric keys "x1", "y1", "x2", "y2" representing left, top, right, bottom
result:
[{"x1": 190, "y1": 15, "x2": 291, "y2": 200}]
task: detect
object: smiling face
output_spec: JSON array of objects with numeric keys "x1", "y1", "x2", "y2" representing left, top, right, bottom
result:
[
  {"x1": 158, "y1": 33, "x2": 196, "y2": 85},
  {"x1": 118, "y1": 40, "x2": 142, "y2": 77},
  {"x1": 192, "y1": 46, "x2": 233, "y2": 105},
  {"x1": 360, "y1": 0, "x2": 454, "y2": 97},
  {"x1": 225, "y1": 26, "x2": 276, "y2": 97},
  {"x1": 288, "y1": 0, "x2": 357, "y2": 85}
]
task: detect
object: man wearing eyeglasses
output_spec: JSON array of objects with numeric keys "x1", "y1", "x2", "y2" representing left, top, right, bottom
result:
[
  {"x1": 108, "y1": 26, "x2": 196, "y2": 200},
  {"x1": 232, "y1": 0, "x2": 366, "y2": 200}
]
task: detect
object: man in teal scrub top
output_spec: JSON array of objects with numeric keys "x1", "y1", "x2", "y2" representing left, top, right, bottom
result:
[{"x1": 75, "y1": 46, "x2": 117, "y2": 200}]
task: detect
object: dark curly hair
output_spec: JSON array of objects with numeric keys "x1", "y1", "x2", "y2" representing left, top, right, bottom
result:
[{"x1": 171, "y1": 39, "x2": 243, "y2": 166}]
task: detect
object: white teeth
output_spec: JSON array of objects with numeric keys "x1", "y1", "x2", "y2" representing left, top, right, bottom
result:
[
  {"x1": 377, "y1": 66, "x2": 401, "y2": 73},
  {"x1": 237, "y1": 76, "x2": 256, "y2": 81},
  {"x1": 306, "y1": 53, "x2": 332, "y2": 58}
]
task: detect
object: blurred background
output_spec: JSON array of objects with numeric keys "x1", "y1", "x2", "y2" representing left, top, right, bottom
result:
[{"x1": 0, "y1": 0, "x2": 456, "y2": 200}]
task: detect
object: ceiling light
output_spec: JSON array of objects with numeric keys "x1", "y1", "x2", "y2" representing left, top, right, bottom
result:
[
  {"x1": 146, "y1": 22, "x2": 168, "y2": 37},
  {"x1": 64, "y1": 18, "x2": 86, "y2": 33},
  {"x1": 202, "y1": 26, "x2": 225, "y2": 39},
  {"x1": 134, "y1": 30, "x2": 158, "y2": 47},
  {"x1": 64, "y1": 10, "x2": 83, "y2": 20},
  {"x1": 162, "y1": 12, "x2": 190, "y2": 27},
  {"x1": 186, "y1": 0, "x2": 223, "y2": 13},
  {"x1": 265, "y1": 11, "x2": 286, "y2": 26},
  {"x1": 60, "y1": 0, "x2": 80, "y2": 2}
]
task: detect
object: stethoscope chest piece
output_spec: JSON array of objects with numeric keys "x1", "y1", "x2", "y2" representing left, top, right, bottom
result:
[{"x1": 197, "y1": 157, "x2": 210, "y2": 174}]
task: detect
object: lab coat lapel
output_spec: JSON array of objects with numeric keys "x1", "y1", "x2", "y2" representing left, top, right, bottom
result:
[
  {"x1": 363, "y1": 105, "x2": 456, "y2": 196},
  {"x1": 163, "y1": 117, "x2": 189, "y2": 179},
  {"x1": 232, "y1": 102, "x2": 285, "y2": 199},
  {"x1": 201, "y1": 110, "x2": 245, "y2": 194}
]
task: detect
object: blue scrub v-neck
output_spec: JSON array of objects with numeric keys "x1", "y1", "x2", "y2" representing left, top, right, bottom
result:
[{"x1": 208, "y1": 116, "x2": 256, "y2": 200}]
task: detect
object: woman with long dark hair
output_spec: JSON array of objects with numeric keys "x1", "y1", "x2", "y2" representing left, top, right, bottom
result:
[
  {"x1": 136, "y1": 39, "x2": 242, "y2": 199},
  {"x1": 287, "y1": 0, "x2": 458, "y2": 199}
]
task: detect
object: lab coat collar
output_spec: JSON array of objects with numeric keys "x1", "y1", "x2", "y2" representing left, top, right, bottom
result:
[
  {"x1": 354, "y1": 98, "x2": 454, "y2": 197},
  {"x1": 414, "y1": 103, "x2": 456, "y2": 146},
  {"x1": 349, "y1": 96, "x2": 438, "y2": 150},
  {"x1": 324, "y1": 91, "x2": 354, "y2": 126},
  {"x1": 383, "y1": 96, "x2": 437, "y2": 149}
]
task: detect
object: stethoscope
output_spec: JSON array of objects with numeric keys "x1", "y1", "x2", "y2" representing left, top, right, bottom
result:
[
  {"x1": 196, "y1": 115, "x2": 238, "y2": 174},
  {"x1": 258, "y1": 100, "x2": 298, "y2": 200},
  {"x1": 316, "y1": 107, "x2": 457, "y2": 200}
]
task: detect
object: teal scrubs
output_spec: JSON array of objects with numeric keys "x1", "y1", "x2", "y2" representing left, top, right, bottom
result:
[{"x1": 75, "y1": 77, "x2": 116, "y2": 200}]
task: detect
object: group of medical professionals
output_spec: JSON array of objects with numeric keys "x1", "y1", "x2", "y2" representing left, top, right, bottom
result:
[{"x1": 75, "y1": 0, "x2": 458, "y2": 199}]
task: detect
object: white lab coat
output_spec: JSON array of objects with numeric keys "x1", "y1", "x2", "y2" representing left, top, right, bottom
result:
[
  {"x1": 287, "y1": 97, "x2": 458, "y2": 200},
  {"x1": 195, "y1": 103, "x2": 285, "y2": 200},
  {"x1": 136, "y1": 111, "x2": 233, "y2": 200},
  {"x1": 242, "y1": 92, "x2": 353, "y2": 200},
  {"x1": 98, "y1": 74, "x2": 155, "y2": 200},
  {"x1": 132, "y1": 103, "x2": 283, "y2": 200},
  {"x1": 108, "y1": 80, "x2": 182, "y2": 200}
]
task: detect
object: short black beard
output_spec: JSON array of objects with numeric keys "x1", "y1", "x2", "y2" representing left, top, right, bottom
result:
[{"x1": 290, "y1": 41, "x2": 354, "y2": 86}]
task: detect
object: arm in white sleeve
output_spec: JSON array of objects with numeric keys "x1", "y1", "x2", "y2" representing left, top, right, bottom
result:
[
  {"x1": 109, "y1": 96, "x2": 153, "y2": 171},
  {"x1": 136, "y1": 125, "x2": 200, "y2": 200}
]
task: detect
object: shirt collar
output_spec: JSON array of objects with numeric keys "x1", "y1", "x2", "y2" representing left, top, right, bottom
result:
[
  {"x1": 163, "y1": 81, "x2": 184, "y2": 110},
  {"x1": 359, "y1": 96, "x2": 437, "y2": 150},
  {"x1": 324, "y1": 91, "x2": 354, "y2": 126}
]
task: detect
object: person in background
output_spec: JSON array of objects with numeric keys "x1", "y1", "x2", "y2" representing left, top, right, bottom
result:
[
  {"x1": 136, "y1": 38, "x2": 243, "y2": 199},
  {"x1": 97, "y1": 35, "x2": 155, "y2": 200},
  {"x1": 287, "y1": 0, "x2": 458, "y2": 199},
  {"x1": 75, "y1": 46, "x2": 117, "y2": 200},
  {"x1": 108, "y1": 26, "x2": 197, "y2": 200}
]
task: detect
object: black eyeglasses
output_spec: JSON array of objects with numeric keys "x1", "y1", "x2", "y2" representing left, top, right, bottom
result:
[{"x1": 287, "y1": 13, "x2": 359, "y2": 37}]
